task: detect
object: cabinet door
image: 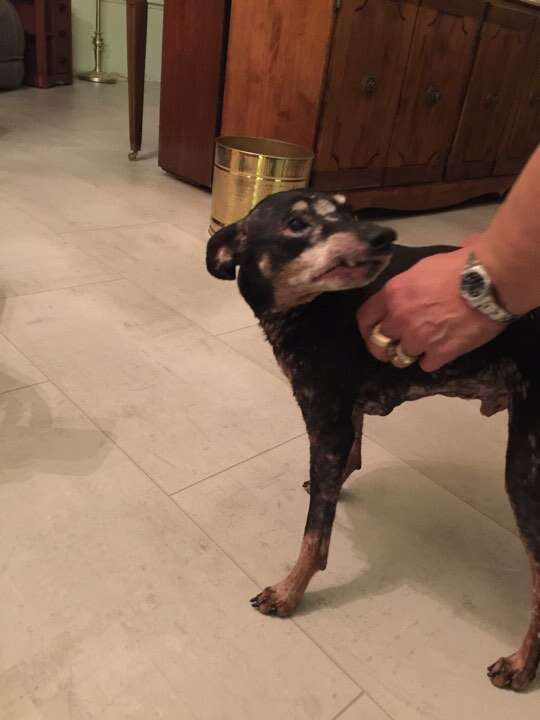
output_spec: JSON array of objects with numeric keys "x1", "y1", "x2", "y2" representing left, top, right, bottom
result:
[
  {"x1": 220, "y1": 0, "x2": 335, "y2": 148},
  {"x1": 494, "y1": 19, "x2": 540, "y2": 176},
  {"x1": 447, "y1": 4, "x2": 536, "y2": 181},
  {"x1": 384, "y1": 0, "x2": 483, "y2": 186},
  {"x1": 313, "y1": 0, "x2": 419, "y2": 191}
]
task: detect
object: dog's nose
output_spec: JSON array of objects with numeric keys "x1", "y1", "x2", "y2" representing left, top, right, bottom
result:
[{"x1": 365, "y1": 225, "x2": 396, "y2": 252}]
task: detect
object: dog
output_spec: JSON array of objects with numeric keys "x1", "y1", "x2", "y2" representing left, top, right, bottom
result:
[{"x1": 206, "y1": 189, "x2": 540, "y2": 691}]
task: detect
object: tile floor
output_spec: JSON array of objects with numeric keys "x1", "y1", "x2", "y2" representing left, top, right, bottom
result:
[{"x1": 0, "y1": 81, "x2": 537, "y2": 719}]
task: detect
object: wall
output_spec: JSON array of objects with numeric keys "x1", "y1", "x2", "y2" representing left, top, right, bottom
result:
[{"x1": 71, "y1": 0, "x2": 164, "y2": 81}]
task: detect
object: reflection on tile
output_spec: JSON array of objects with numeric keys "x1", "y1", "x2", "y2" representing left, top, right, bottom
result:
[
  {"x1": 176, "y1": 435, "x2": 537, "y2": 720},
  {"x1": 0, "y1": 335, "x2": 46, "y2": 394},
  {"x1": 65, "y1": 222, "x2": 255, "y2": 334},
  {"x1": 0, "y1": 383, "x2": 357, "y2": 719},
  {"x1": 2, "y1": 280, "x2": 304, "y2": 493}
]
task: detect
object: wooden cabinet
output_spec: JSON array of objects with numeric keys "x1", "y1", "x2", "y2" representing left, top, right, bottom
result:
[
  {"x1": 384, "y1": 0, "x2": 483, "y2": 186},
  {"x1": 314, "y1": 0, "x2": 418, "y2": 190},
  {"x1": 158, "y1": 0, "x2": 540, "y2": 211},
  {"x1": 447, "y1": 3, "x2": 536, "y2": 180}
]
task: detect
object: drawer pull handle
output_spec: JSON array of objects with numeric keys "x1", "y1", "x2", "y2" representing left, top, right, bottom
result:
[
  {"x1": 485, "y1": 94, "x2": 500, "y2": 109},
  {"x1": 360, "y1": 75, "x2": 377, "y2": 96},
  {"x1": 425, "y1": 85, "x2": 442, "y2": 106}
]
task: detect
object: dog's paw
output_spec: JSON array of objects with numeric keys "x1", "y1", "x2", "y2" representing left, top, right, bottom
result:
[
  {"x1": 487, "y1": 653, "x2": 537, "y2": 691},
  {"x1": 250, "y1": 583, "x2": 301, "y2": 618}
]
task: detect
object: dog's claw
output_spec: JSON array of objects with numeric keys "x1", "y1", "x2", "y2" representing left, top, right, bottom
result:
[{"x1": 487, "y1": 655, "x2": 537, "y2": 691}]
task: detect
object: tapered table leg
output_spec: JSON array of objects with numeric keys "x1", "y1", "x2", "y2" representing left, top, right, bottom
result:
[{"x1": 126, "y1": 0, "x2": 148, "y2": 161}]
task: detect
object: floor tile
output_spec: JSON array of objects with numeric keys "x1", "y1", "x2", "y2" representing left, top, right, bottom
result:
[
  {"x1": 0, "y1": 335, "x2": 46, "y2": 394},
  {"x1": 1, "y1": 280, "x2": 304, "y2": 493},
  {"x1": 176, "y1": 435, "x2": 539, "y2": 720},
  {"x1": 363, "y1": 201, "x2": 499, "y2": 249},
  {"x1": 0, "y1": 232, "x2": 119, "y2": 298},
  {"x1": 0, "y1": 383, "x2": 358, "y2": 719},
  {"x1": 363, "y1": 397, "x2": 515, "y2": 534},
  {"x1": 64, "y1": 222, "x2": 255, "y2": 334}
]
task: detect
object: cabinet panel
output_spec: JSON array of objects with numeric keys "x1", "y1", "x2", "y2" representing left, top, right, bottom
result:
[
  {"x1": 447, "y1": 3, "x2": 536, "y2": 181},
  {"x1": 159, "y1": 0, "x2": 229, "y2": 187},
  {"x1": 313, "y1": 0, "x2": 419, "y2": 191},
  {"x1": 220, "y1": 0, "x2": 335, "y2": 148},
  {"x1": 384, "y1": 0, "x2": 484, "y2": 186},
  {"x1": 495, "y1": 19, "x2": 540, "y2": 175}
]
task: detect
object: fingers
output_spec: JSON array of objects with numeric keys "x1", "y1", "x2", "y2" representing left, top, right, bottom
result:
[
  {"x1": 357, "y1": 293, "x2": 391, "y2": 362},
  {"x1": 356, "y1": 292, "x2": 385, "y2": 342}
]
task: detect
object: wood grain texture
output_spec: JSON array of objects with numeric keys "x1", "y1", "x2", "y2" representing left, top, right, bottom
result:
[
  {"x1": 220, "y1": 0, "x2": 334, "y2": 147},
  {"x1": 315, "y1": 0, "x2": 419, "y2": 189},
  {"x1": 159, "y1": 0, "x2": 230, "y2": 187},
  {"x1": 346, "y1": 175, "x2": 515, "y2": 211},
  {"x1": 447, "y1": 2, "x2": 537, "y2": 180},
  {"x1": 384, "y1": 0, "x2": 483, "y2": 186},
  {"x1": 494, "y1": 18, "x2": 540, "y2": 175}
]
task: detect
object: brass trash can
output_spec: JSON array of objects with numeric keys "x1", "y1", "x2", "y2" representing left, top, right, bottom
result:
[{"x1": 209, "y1": 136, "x2": 314, "y2": 235}]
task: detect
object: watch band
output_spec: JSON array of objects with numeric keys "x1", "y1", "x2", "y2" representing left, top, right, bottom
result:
[{"x1": 461, "y1": 252, "x2": 516, "y2": 324}]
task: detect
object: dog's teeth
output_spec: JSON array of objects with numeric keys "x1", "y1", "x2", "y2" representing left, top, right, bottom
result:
[{"x1": 345, "y1": 258, "x2": 356, "y2": 267}]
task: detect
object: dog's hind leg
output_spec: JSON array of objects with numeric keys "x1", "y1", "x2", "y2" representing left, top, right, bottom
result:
[
  {"x1": 488, "y1": 386, "x2": 540, "y2": 691},
  {"x1": 252, "y1": 415, "x2": 354, "y2": 617}
]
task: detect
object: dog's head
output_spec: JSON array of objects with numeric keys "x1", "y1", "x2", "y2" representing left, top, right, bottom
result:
[{"x1": 207, "y1": 190, "x2": 396, "y2": 315}]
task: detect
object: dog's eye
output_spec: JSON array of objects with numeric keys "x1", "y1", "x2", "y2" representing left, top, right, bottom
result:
[{"x1": 287, "y1": 217, "x2": 309, "y2": 233}]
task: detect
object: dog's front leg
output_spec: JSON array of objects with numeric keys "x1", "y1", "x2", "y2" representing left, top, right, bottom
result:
[{"x1": 251, "y1": 417, "x2": 353, "y2": 618}]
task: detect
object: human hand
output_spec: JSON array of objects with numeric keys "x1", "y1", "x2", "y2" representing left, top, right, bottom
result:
[{"x1": 357, "y1": 247, "x2": 505, "y2": 372}]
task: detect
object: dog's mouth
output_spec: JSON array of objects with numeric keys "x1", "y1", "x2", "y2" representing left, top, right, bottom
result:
[{"x1": 313, "y1": 254, "x2": 389, "y2": 284}]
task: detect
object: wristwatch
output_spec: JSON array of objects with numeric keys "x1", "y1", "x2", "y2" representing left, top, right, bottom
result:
[{"x1": 460, "y1": 252, "x2": 516, "y2": 324}]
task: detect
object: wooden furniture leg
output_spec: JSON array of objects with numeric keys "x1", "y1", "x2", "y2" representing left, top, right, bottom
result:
[{"x1": 126, "y1": 0, "x2": 148, "y2": 160}]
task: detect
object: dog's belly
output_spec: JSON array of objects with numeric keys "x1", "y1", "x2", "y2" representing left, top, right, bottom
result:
[{"x1": 357, "y1": 368, "x2": 510, "y2": 419}]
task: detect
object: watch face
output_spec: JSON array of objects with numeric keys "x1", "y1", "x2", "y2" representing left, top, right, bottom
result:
[{"x1": 462, "y1": 270, "x2": 486, "y2": 299}]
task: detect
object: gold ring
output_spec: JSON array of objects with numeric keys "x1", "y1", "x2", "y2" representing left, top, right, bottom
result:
[
  {"x1": 390, "y1": 344, "x2": 417, "y2": 369},
  {"x1": 370, "y1": 323, "x2": 395, "y2": 350}
]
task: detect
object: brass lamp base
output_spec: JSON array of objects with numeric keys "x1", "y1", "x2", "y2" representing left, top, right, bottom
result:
[{"x1": 78, "y1": 70, "x2": 117, "y2": 84}]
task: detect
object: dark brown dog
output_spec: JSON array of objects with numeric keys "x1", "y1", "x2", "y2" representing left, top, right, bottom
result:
[{"x1": 207, "y1": 189, "x2": 540, "y2": 691}]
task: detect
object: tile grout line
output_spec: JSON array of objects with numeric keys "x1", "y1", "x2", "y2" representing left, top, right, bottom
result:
[
  {"x1": 170, "y1": 431, "x2": 307, "y2": 496},
  {"x1": 363, "y1": 430, "x2": 519, "y2": 540},
  {"x1": 0, "y1": 275, "x2": 124, "y2": 300},
  {"x1": 43, "y1": 380, "x2": 365, "y2": 695},
  {"x1": 56, "y1": 219, "x2": 170, "y2": 237},
  {"x1": 330, "y1": 691, "x2": 364, "y2": 720},
  {"x1": 214, "y1": 323, "x2": 259, "y2": 337}
]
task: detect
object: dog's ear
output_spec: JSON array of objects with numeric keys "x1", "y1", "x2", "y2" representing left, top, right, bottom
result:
[{"x1": 206, "y1": 222, "x2": 243, "y2": 280}]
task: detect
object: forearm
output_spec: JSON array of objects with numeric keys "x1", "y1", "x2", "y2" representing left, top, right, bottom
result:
[{"x1": 470, "y1": 145, "x2": 540, "y2": 315}]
